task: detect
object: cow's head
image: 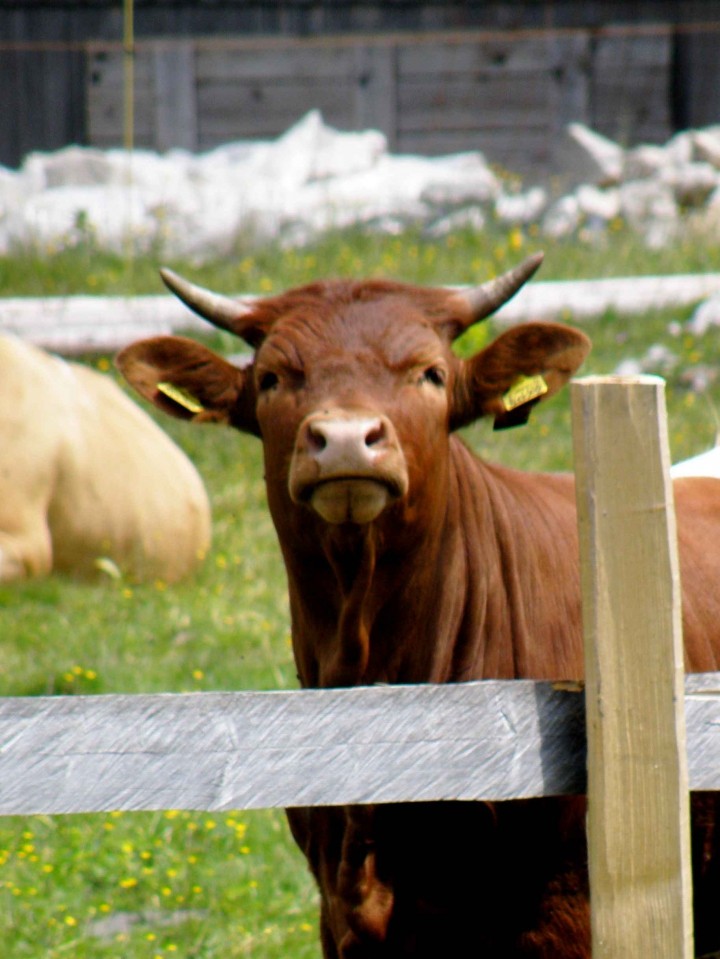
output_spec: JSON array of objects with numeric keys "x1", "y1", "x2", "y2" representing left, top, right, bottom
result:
[{"x1": 117, "y1": 254, "x2": 590, "y2": 541}]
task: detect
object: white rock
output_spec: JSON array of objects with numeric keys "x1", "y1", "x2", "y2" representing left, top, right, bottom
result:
[
  {"x1": 575, "y1": 184, "x2": 621, "y2": 221},
  {"x1": 154, "y1": 183, "x2": 255, "y2": 258},
  {"x1": 541, "y1": 194, "x2": 581, "y2": 238},
  {"x1": 688, "y1": 293, "x2": 720, "y2": 335},
  {"x1": 613, "y1": 358, "x2": 644, "y2": 377},
  {"x1": 565, "y1": 123, "x2": 624, "y2": 186},
  {"x1": 23, "y1": 145, "x2": 118, "y2": 189},
  {"x1": 623, "y1": 144, "x2": 668, "y2": 179},
  {"x1": 660, "y1": 162, "x2": 719, "y2": 206},
  {"x1": 680, "y1": 365, "x2": 719, "y2": 392},
  {"x1": 693, "y1": 128, "x2": 720, "y2": 169},
  {"x1": 244, "y1": 109, "x2": 387, "y2": 192},
  {"x1": 494, "y1": 186, "x2": 547, "y2": 224},
  {"x1": 612, "y1": 343, "x2": 677, "y2": 377},
  {"x1": 7, "y1": 113, "x2": 720, "y2": 259},
  {"x1": 706, "y1": 185, "x2": 720, "y2": 218},
  {"x1": 425, "y1": 206, "x2": 486, "y2": 237},
  {"x1": 19, "y1": 185, "x2": 158, "y2": 253},
  {"x1": 103, "y1": 148, "x2": 194, "y2": 196},
  {"x1": 420, "y1": 153, "x2": 501, "y2": 208},
  {"x1": 689, "y1": 185, "x2": 720, "y2": 239},
  {"x1": 0, "y1": 168, "x2": 22, "y2": 254},
  {"x1": 275, "y1": 154, "x2": 430, "y2": 238},
  {"x1": 0, "y1": 166, "x2": 25, "y2": 222},
  {"x1": 644, "y1": 342, "x2": 678, "y2": 372},
  {"x1": 619, "y1": 180, "x2": 679, "y2": 248},
  {"x1": 663, "y1": 130, "x2": 695, "y2": 166},
  {"x1": 19, "y1": 153, "x2": 55, "y2": 194}
]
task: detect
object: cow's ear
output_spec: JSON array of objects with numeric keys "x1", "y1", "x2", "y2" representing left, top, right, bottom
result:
[
  {"x1": 450, "y1": 323, "x2": 591, "y2": 431},
  {"x1": 116, "y1": 336, "x2": 260, "y2": 436}
]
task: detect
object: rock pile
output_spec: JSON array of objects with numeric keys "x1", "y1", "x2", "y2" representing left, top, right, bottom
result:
[
  {"x1": 540, "y1": 122, "x2": 720, "y2": 249},
  {"x1": 1, "y1": 110, "x2": 719, "y2": 260}
]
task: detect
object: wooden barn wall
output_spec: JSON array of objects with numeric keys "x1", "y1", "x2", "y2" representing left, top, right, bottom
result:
[
  {"x1": 84, "y1": 30, "x2": 674, "y2": 180},
  {"x1": 1, "y1": 1, "x2": 720, "y2": 171}
]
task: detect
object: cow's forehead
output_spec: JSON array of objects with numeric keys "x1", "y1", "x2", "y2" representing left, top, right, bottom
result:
[{"x1": 256, "y1": 285, "x2": 450, "y2": 370}]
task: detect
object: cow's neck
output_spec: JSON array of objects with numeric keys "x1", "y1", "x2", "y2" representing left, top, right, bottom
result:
[
  {"x1": 282, "y1": 438, "x2": 583, "y2": 689},
  {"x1": 320, "y1": 525, "x2": 378, "y2": 686}
]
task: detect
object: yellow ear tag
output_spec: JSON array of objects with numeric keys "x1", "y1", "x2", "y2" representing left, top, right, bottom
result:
[
  {"x1": 157, "y1": 381, "x2": 205, "y2": 414},
  {"x1": 502, "y1": 374, "x2": 548, "y2": 412}
]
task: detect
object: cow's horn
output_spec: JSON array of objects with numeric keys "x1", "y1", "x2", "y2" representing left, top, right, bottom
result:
[
  {"x1": 455, "y1": 252, "x2": 544, "y2": 333},
  {"x1": 160, "y1": 268, "x2": 261, "y2": 343}
]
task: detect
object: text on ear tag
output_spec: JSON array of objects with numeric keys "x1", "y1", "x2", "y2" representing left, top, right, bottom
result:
[
  {"x1": 157, "y1": 381, "x2": 205, "y2": 413},
  {"x1": 502, "y1": 374, "x2": 548, "y2": 412}
]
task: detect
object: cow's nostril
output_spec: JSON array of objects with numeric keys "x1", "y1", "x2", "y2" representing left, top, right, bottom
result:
[
  {"x1": 366, "y1": 422, "x2": 386, "y2": 447},
  {"x1": 307, "y1": 425, "x2": 328, "y2": 453}
]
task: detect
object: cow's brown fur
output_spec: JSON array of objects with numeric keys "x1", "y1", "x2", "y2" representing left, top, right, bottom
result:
[{"x1": 118, "y1": 271, "x2": 720, "y2": 957}]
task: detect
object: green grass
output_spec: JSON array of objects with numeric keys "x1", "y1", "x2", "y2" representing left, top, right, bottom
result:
[
  {"x1": 0, "y1": 809, "x2": 318, "y2": 959},
  {"x1": 2, "y1": 217, "x2": 720, "y2": 298},
  {"x1": 2, "y1": 225, "x2": 720, "y2": 957}
]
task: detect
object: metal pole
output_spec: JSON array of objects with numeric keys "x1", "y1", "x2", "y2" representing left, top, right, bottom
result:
[{"x1": 123, "y1": 0, "x2": 134, "y2": 152}]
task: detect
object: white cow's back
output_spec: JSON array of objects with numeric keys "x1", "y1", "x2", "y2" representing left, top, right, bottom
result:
[
  {"x1": 671, "y1": 446, "x2": 720, "y2": 480},
  {"x1": 0, "y1": 335, "x2": 211, "y2": 581}
]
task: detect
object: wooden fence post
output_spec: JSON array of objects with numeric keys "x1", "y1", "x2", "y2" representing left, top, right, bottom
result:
[{"x1": 571, "y1": 375, "x2": 693, "y2": 958}]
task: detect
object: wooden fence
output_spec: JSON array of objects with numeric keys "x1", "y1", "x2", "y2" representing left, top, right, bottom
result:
[
  {"x1": 1, "y1": 374, "x2": 719, "y2": 957},
  {"x1": 4, "y1": 11, "x2": 720, "y2": 171},
  {"x1": 84, "y1": 27, "x2": 673, "y2": 179}
]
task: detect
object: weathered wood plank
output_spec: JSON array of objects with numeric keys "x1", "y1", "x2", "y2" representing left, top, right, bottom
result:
[
  {"x1": 592, "y1": 70, "x2": 670, "y2": 113},
  {"x1": 397, "y1": 37, "x2": 562, "y2": 75},
  {"x1": 353, "y1": 44, "x2": 397, "y2": 148},
  {"x1": 572, "y1": 376, "x2": 693, "y2": 959},
  {"x1": 87, "y1": 50, "x2": 155, "y2": 147},
  {"x1": 80, "y1": 27, "x2": 682, "y2": 170},
  {"x1": 2, "y1": 675, "x2": 720, "y2": 819},
  {"x1": 87, "y1": 49, "x2": 152, "y2": 85},
  {"x1": 0, "y1": 680, "x2": 586, "y2": 816},
  {"x1": 589, "y1": 35, "x2": 671, "y2": 143},
  {"x1": 195, "y1": 46, "x2": 356, "y2": 83},
  {"x1": 593, "y1": 34, "x2": 672, "y2": 70},
  {"x1": 196, "y1": 79, "x2": 354, "y2": 116},
  {"x1": 196, "y1": 80, "x2": 353, "y2": 142},
  {"x1": 397, "y1": 75, "x2": 550, "y2": 132},
  {"x1": 544, "y1": 34, "x2": 591, "y2": 138},
  {"x1": 686, "y1": 675, "x2": 720, "y2": 790},
  {"x1": 154, "y1": 42, "x2": 198, "y2": 152}
]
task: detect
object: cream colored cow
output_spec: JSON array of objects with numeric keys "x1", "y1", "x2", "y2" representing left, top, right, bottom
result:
[{"x1": 0, "y1": 334, "x2": 210, "y2": 582}]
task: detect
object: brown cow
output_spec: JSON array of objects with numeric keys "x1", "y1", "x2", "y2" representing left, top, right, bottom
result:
[{"x1": 117, "y1": 254, "x2": 720, "y2": 958}]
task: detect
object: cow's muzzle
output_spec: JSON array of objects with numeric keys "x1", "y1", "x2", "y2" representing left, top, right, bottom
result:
[{"x1": 289, "y1": 410, "x2": 409, "y2": 524}]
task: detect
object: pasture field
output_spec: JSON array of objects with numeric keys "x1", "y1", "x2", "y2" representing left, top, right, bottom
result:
[{"x1": 1, "y1": 222, "x2": 720, "y2": 958}]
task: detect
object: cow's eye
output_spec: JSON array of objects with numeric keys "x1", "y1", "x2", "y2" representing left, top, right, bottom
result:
[
  {"x1": 420, "y1": 365, "x2": 446, "y2": 388},
  {"x1": 258, "y1": 371, "x2": 279, "y2": 392}
]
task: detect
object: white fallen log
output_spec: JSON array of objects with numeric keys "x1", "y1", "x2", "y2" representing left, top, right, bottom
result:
[
  {"x1": 0, "y1": 293, "x2": 207, "y2": 353},
  {"x1": 3, "y1": 273, "x2": 720, "y2": 354},
  {"x1": 493, "y1": 272, "x2": 720, "y2": 325}
]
